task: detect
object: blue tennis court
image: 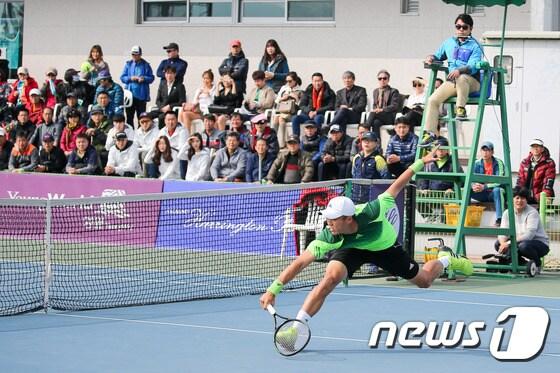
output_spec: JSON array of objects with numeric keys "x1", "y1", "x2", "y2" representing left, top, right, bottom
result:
[{"x1": 1, "y1": 282, "x2": 558, "y2": 372}]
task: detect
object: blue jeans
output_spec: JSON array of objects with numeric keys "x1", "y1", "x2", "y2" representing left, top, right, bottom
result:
[
  {"x1": 291, "y1": 113, "x2": 325, "y2": 136},
  {"x1": 471, "y1": 187, "x2": 504, "y2": 220}
]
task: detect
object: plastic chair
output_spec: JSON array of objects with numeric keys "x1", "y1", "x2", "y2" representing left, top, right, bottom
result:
[{"x1": 280, "y1": 201, "x2": 325, "y2": 257}]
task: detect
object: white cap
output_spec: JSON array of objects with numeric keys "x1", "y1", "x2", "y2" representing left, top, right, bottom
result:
[
  {"x1": 322, "y1": 196, "x2": 356, "y2": 219},
  {"x1": 529, "y1": 139, "x2": 544, "y2": 147},
  {"x1": 0, "y1": 127, "x2": 5, "y2": 136},
  {"x1": 130, "y1": 45, "x2": 142, "y2": 55},
  {"x1": 29, "y1": 88, "x2": 41, "y2": 96}
]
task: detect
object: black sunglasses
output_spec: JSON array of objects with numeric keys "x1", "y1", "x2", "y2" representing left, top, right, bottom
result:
[
  {"x1": 455, "y1": 24, "x2": 470, "y2": 30},
  {"x1": 378, "y1": 76, "x2": 388, "y2": 81}
]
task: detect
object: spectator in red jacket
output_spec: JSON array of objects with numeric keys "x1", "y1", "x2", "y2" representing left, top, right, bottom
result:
[
  {"x1": 8, "y1": 67, "x2": 39, "y2": 108},
  {"x1": 60, "y1": 108, "x2": 87, "y2": 156},
  {"x1": 516, "y1": 139, "x2": 556, "y2": 204},
  {"x1": 25, "y1": 88, "x2": 46, "y2": 125},
  {"x1": 40, "y1": 67, "x2": 65, "y2": 108}
]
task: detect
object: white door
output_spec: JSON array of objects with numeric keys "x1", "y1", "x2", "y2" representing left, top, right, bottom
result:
[{"x1": 519, "y1": 39, "x2": 560, "y2": 172}]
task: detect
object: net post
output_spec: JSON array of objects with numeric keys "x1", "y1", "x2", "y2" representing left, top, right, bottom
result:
[{"x1": 43, "y1": 199, "x2": 53, "y2": 313}]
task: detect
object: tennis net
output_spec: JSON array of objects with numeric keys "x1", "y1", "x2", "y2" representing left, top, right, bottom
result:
[{"x1": 0, "y1": 180, "x2": 403, "y2": 315}]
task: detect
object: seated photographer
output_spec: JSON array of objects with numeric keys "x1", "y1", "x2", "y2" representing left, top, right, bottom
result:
[{"x1": 495, "y1": 187, "x2": 549, "y2": 273}]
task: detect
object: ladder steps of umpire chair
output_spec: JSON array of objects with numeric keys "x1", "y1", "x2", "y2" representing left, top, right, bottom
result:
[{"x1": 412, "y1": 60, "x2": 523, "y2": 278}]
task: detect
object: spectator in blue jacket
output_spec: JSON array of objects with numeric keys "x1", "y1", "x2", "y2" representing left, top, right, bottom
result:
[
  {"x1": 472, "y1": 141, "x2": 505, "y2": 226},
  {"x1": 96, "y1": 70, "x2": 124, "y2": 117},
  {"x1": 156, "y1": 42, "x2": 188, "y2": 84},
  {"x1": 418, "y1": 136, "x2": 458, "y2": 192},
  {"x1": 351, "y1": 131, "x2": 390, "y2": 203},
  {"x1": 257, "y1": 39, "x2": 289, "y2": 94},
  {"x1": 245, "y1": 137, "x2": 274, "y2": 183},
  {"x1": 386, "y1": 116, "x2": 418, "y2": 177},
  {"x1": 352, "y1": 131, "x2": 390, "y2": 180},
  {"x1": 421, "y1": 14, "x2": 483, "y2": 145},
  {"x1": 120, "y1": 45, "x2": 155, "y2": 127},
  {"x1": 218, "y1": 40, "x2": 249, "y2": 95}
]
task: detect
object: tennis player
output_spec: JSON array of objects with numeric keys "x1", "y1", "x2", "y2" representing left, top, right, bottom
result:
[{"x1": 260, "y1": 145, "x2": 473, "y2": 328}]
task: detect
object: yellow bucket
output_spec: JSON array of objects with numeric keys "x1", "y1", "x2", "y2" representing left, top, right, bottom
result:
[
  {"x1": 444, "y1": 204, "x2": 485, "y2": 227},
  {"x1": 423, "y1": 246, "x2": 439, "y2": 263}
]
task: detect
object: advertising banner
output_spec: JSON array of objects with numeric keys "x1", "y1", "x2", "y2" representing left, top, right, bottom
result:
[
  {"x1": 0, "y1": 173, "x2": 163, "y2": 247},
  {"x1": 155, "y1": 183, "x2": 405, "y2": 257}
]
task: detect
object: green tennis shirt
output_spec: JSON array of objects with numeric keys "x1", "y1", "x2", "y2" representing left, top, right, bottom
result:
[{"x1": 307, "y1": 192, "x2": 399, "y2": 260}]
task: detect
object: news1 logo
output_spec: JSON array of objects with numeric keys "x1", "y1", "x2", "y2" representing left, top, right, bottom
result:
[{"x1": 368, "y1": 307, "x2": 550, "y2": 361}]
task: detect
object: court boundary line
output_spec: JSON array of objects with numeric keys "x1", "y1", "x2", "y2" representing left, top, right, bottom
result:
[
  {"x1": 349, "y1": 282, "x2": 560, "y2": 300},
  {"x1": 48, "y1": 313, "x2": 366, "y2": 343},
  {"x1": 47, "y1": 313, "x2": 560, "y2": 358},
  {"x1": 328, "y1": 290, "x2": 560, "y2": 312}
]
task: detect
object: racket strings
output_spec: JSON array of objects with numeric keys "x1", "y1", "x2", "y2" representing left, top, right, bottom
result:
[{"x1": 274, "y1": 320, "x2": 310, "y2": 355}]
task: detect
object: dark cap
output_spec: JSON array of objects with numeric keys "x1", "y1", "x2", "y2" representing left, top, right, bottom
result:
[
  {"x1": 163, "y1": 42, "x2": 179, "y2": 50},
  {"x1": 42, "y1": 133, "x2": 54, "y2": 142},
  {"x1": 303, "y1": 120, "x2": 316, "y2": 128},
  {"x1": 66, "y1": 92, "x2": 77, "y2": 98},
  {"x1": 286, "y1": 135, "x2": 300, "y2": 144},
  {"x1": 329, "y1": 124, "x2": 342, "y2": 133},
  {"x1": 361, "y1": 131, "x2": 379, "y2": 142},
  {"x1": 90, "y1": 105, "x2": 104, "y2": 115},
  {"x1": 97, "y1": 70, "x2": 111, "y2": 80},
  {"x1": 435, "y1": 137, "x2": 449, "y2": 147},
  {"x1": 112, "y1": 113, "x2": 126, "y2": 122},
  {"x1": 139, "y1": 112, "x2": 151, "y2": 120},
  {"x1": 67, "y1": 108, "x2": 81, "y2": 118},
  {"x1": 115, "y1": 132, "x2": 128, "y2": 140},
  {"x1": 480, "y1": 141, "x2": 494, "y2": 150}
]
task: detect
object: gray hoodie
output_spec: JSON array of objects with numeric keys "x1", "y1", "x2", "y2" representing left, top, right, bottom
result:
[{"x1": 499, "y1": 204, "x2": 549, "y2": 246}]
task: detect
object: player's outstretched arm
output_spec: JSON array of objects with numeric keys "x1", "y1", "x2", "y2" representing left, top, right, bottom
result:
[
  {"x1": 386, "y1": 145, "x2": 439, "y2": 198},
  {"x1": 260, "y1": 250, "x2": 316, "y2": 309}
]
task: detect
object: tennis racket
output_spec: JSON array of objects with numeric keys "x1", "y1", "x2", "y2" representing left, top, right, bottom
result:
[{"x1": 266, "y1": 304, "x2": 311, "y2": 356}]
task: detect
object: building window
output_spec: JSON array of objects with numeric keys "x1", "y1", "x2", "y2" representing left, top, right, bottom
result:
[
  {"x1": 241, "y1": 0, "x2": 284, "y2": 19},
  {"x1": 466, "y1": 5, "x2": 484, "y2": 15},
  {"x1": 288, "y1": 0, "x2": 334, "y2": 21},
  {"x1": 400, "y1": 0, "x2": 419, "y2": 14},
  {"x1": 143, "y1": 1, "x2": 187, "y2": 21},
  {"x1": 190, "y1": 0, "x2": 232, "y2": 22},
  {"x1": 139, "y1": 0, "x2": 334, "y2": 23}
]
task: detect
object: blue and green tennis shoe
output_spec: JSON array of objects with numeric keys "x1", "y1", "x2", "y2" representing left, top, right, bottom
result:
[{"x1": 438, "y1": 250, "x2": 473, "y2": 276}]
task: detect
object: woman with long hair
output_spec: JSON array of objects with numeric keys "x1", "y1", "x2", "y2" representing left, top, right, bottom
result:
[
  {"x1": 80, "y1": 44, "x2": 110, "y2": 86},
  {"x1": 184, "y1": 132, "x2": 210, "y2": 181},
  {"x1": 257, "y1": 39, "x2": 289, "y2": 94},
  {"x1": 179, "y1": 69, "x2": 215, "y2": 133},
  {"x1": 144, "y1": 135, "x2": 180, "y2": 179},
  {"x1": 272, "y1": 71, "x2": 303, "y2": 148}
]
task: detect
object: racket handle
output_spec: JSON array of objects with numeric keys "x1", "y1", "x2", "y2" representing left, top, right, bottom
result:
[{"x1": 266, "y1": 304, "x2": 276, "y2": 315}]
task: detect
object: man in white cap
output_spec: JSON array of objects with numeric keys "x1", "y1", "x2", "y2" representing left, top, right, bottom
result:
[
  {"x1": 260, "y1": 145, "x2": 473, "y2": 333},
  {"x1": 120, "y1": 45, "x2": 155, "y2": 127},
  {"x1": 516, "y1": 139, "x2": 556, "y2": 204},
  {"x1": 25, "y1": 88, "x2": 46, "y2": 125}
]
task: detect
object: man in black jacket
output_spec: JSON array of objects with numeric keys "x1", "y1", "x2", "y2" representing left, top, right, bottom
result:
[
  {"x1": 330, "y1": 71, "x2": 367, "y2": 133},
  {"x1": 318, "y1": 124, "x2": 353, "y2": 180},
  {"x1": 291, "y1": 72, "x2": 335, "y2": 137},
  {"x1": 152, "y1": 66, "x2": 186, "y2": 125},
  {"x1": 218, "y1": 40, "x2": 249, "y2": 95},
  {"x1": 35, "y1": 133, "x2": 66, "y2": 173}
]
